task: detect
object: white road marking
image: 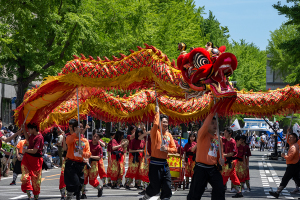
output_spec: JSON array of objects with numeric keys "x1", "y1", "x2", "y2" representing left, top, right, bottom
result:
[
  {"x1": 10, "y1": 195, "x2": 27, "y2": 199},
  {"x1": 148, "y1": 191, "x2": 175, "y2": 200},
  {"x1": 268, "y1": 177, "x2": 274, "y2": 182}
]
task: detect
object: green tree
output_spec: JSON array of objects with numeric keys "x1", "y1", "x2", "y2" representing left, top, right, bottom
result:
[
  {"x1": 269, "y1": 1, "x2": 300, "y2": 85},
  {"x1": 0, "y1": 0, "x2": 251, "y2": 107},
  {"x1": 227, "y1": 40, "x2": 267, "y2": 91},
  {"x1": 267, "y1": 24, "x2": 300, "y2": 84},
  {"x1": 0, "y1": 0, "x2": 102, "y2": 106},
  {"x1": 201, "y1": 10, "x2": 230, "y2": 47}
]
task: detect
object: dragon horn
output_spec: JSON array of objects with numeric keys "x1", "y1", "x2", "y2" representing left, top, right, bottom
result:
[
  {"x1": 144, "y1": 43, "x2": 150, "y2": 49},
  {"x1": 137, "y1": 46, "x2": 143, "y2": 51},
  {"x1": 112, "y1": 56, "x2": 119, "y2": 61},
  {"x1": 96, "y1": 56, "x2": 102, "y2": 61},
  {"x1": 119, "y1": 53, "x2": 126, "y2": 59},
  {"x1": 129, "y1": 49, "x2": 135, "y2": 53},
  {"x1": 80, "y1": 54, "x2": 86, "y2": 59},
  {"x1": 104, "y1": 57, "x2": 111, "y2": 62},
  {"x1": 73, "y1": 55, "x2": 79, "y2": 59},
  {"x1": 89, "y1": 56, "x2": 94, "y2": 60}
]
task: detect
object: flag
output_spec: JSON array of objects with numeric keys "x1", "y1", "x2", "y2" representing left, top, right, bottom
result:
[
  {"x1": 230, "y1": 119, "x2": 241, "y2": 131},
  {"x1": 293, "y1": 123, "x2": 300, "y2": 137}
]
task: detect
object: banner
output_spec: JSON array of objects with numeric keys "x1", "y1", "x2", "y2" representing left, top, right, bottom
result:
[
  {"x1": 230, "y1": 119, "x2": 241, "y2": 131},
  {"x1": 293, "y1": 123, "x2": 300, "y2": 137}
]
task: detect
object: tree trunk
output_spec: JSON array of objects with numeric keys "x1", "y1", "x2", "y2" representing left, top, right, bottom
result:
[
  {"x1": 15, "y1": 64, "x2": 28, "y2": 108},
  {"x1": 15, "y1": 80, "x2": 29, "y2": 108},
  {"x1": 105, "y1": 122, "x2": 111, "y2": 137}
]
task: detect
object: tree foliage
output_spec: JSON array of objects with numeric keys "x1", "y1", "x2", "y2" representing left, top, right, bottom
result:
[
  {"x1": 227, "y1": 40, "x2": 267, "y2": 92},
  {"x1": 0, "y1": 0, "x2": 267, "y2": 107},
  {"x1": 268, "y1": 1, "x2": 300, "y2": 85},
  {"x1": 267, "y1": 24, "x2": 300, "y2": 84},
  {"x1": 0, "y1": 0, "x2": 102, "y2": 106}
]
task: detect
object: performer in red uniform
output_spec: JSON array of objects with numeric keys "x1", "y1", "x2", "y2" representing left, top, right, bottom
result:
[
  {"x1": 221, "y1": 127, "x2": 243, "y2": 198},
  {"x1": 106, "y1": 131, "x2": 116, "y2": 188},
  {"x1": 96, "y1": 130, "x2": 108, "y2": 187},
  {"x1": 137, "y1": 126, "x2": 151, "y2": 195},
  {"x1": 111, "y1": 130, "x2": 127, "y2": 189},
  {"x1": 127, "y1": 125, "x2": 137, "y2": 150},
  {"x1": 21, "y1": 123, "x2": 44, "y2": 200},
  {"x1": 183, "y1": 133, "x2": 197, "y2": 189},
  {"x1": 81, "y1": 131, "x2": 104, "y2": 198},
  {"x1": 235, "y1": 136, "x2": 247, "y2": 189},
  {"x1": 125, "y1": 128, "x2": 146, "y2": 190},
  {"x1": 241, "y1": 135, "x2": 251, "y2": 192}
]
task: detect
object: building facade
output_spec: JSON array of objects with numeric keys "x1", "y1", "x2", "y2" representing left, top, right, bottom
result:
[{"x1": 266, "y1": 55, "x2": 287, "y2": 90}]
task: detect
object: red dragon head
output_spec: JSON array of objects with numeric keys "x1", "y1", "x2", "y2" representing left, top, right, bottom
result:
[{"x1": 177, "y1": 44, "x2": 237, "y2": 99}]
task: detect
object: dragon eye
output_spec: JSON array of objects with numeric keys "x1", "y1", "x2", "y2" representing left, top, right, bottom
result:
[{"x1": 193, "y1": 53, "x2": 209, "y2": 69}]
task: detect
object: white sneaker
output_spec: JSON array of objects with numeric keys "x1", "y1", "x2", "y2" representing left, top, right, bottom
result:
[
  {"x1": 241, "y1": 188, "x2": 245, "y2": 193},
  {"x1": 246, "y1": 188, "x2": 251, "y2": 192},
  {"x1": 230, "y1": 188, "x2": 237, "y2": 193}
]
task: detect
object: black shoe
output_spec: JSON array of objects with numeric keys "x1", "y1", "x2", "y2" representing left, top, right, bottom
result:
[
  {"x1": 134, "y1": 184, "x2": 138, "y2": 188},
  {"x1": 103, "y1": 184, "x2": 108, "y2": 188},
  {"x1": 120, "y1": 184, "x2": 124, "y2": 188},
  {"x1": 97, "y1": 187, "x2": 103, "y2": 197},
  {"x1": 269, "y1": 191, "x2": 280, "y2": 198},
  {"x1": 60, "y1": 197, "x2": 66, "y2": 200},
  {"x1": 138, "y1": 190, "x2": 146, "y2": 195},
  {"x1": 10, "y1": 181, "x2": 16, "y2": 185},
  {"x1": 76, "y1": 193, "x2": 81, "y2": 200},
  {"x1": 185, "y1": 184, "x2": 189, "y2": 189},
  {"x1": 115, "y1": 185, "x2": 120, "y2": 189},
  {"x1": 125, "y1": 185, "x2": 131, "y2": 190},
  {"x1": 80, "y1": 193, "x2": 87, "y2": 199},
  {"x1": 232, "y1": 193, "x2": 243, "y2": 198},
  {"x1": 107, "y1": 183, "x2": 112, "y2": 187}
]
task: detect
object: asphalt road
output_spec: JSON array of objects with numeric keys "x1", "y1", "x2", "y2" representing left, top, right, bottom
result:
[{"x1": 1, "y1": 150, "x2": 300, "y2": 200}]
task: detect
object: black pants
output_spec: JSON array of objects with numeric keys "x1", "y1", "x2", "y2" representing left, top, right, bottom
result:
[
  {"x1": 187, "y1": 164, "x2": 225, "y2": 200},
  {"x1": 58, "y1": 146, "x2": 63, "y2": 167},
  {"x1": 13, "y1": 159, "x2": 22, "y2": 174},
  {"x1": 64, "y1": 160, "x2": 85, "y2": 195},
  {"x1": 280, "y1": 162, "x2": 300, "y2": 188},
  {"x1": 146, "y1": 158, "x2": 172, "y2": 200},
  {"x1": 260, "y1": 142, "x2": 265, "y2": 151}
]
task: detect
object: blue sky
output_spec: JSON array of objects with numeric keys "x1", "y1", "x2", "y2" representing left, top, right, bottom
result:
[{"x1": 194, "y1": 0, "x2": 292, "y2": 50}]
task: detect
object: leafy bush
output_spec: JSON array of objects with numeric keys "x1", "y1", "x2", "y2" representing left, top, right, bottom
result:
[
  {"x1": 102, "y1": 137, "x2": 111, "y2": 145},
  {"x1": 1, "y1": 142, "x2": 15, "y2": 155}
]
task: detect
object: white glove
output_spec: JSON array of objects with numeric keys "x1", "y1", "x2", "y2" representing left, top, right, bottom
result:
[{"x1": 155, "y1": 106, "x2": 159, "y2": 113}]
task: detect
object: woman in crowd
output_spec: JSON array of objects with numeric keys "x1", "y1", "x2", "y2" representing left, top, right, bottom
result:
[
  {"x1": 125, "y1": 128, "x2": 146, "y2": 190},
  {"x1": 234, "y1": 135, "x2": 247, "y2": 193},
  {"x1": 111, "y1": 130, "x2": 127, "y2": 189},
  {"x1": 106, "y1": 131, "x2": 116, "y2": 188},
  {"x1": 242, "y1": 135, "x2": 252, "y2": 192},
  {"x1": 183, "y1": 133, "x2": 197, "y2": 189}
]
